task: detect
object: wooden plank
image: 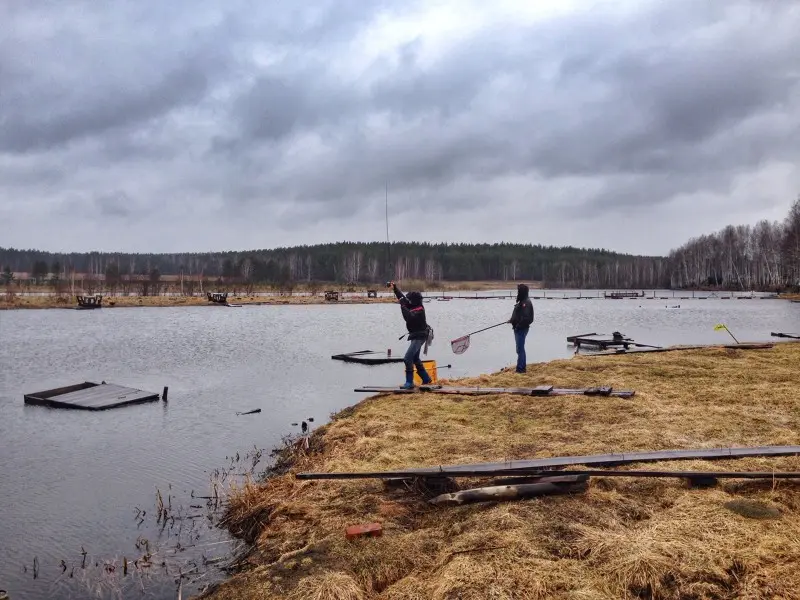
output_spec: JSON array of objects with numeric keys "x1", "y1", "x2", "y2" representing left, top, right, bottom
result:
[
  {"x1": 538, "y1": 470, "x2": 800, "y2": 480},
  {"x1": 604, "y1": 344, "x2": 762, "y2": 355},
  {"x1": 532, "y1": 385, "x2": 554, "y2": 395},
  {"x1": 25, "y1": 381, "x2": 95, "y2": 400},
  {"x1": 51, "y1": 384, "x2": 146, "y2": 408},
  {"x1": 295, "y1": 445, "x2": 800, "y2": 480},
  {"x1": 353, "y1": 386, "x2": 634, "y2": 398},
  {"x1": 566, "y1": 333, "x2": 598, "y2": 342},
  {"x1": 413, "y1": 446, "x2": 800, "y2": 475},
  {"x1": 588, "y1": 343, "x2": 775, "y2": 356},
  {"x1": 332, "y1": 351, "x2": 406, "y2": 364},
  {"x1": 483, "y1": 470, "x2": 800, "y2": 484},
  {"x1": 584, "y1": 386, "x2": 612, "y2": 396}
]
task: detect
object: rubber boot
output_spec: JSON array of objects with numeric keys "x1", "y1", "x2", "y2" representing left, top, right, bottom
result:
[
  {"x1": 416, "y1": 363, "x2": 432, "y2": 385},
  {"x1": 401, "y1": 369, "x2": 415, "y2": 389}
]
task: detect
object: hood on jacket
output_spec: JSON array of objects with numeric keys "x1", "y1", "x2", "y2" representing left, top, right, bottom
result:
[
  {"x1": 407, "y1": 291, "x2": 423, "y2": 306},
  {"x1": 516, "y1": 283, "x2": 529, "y2": 302}
]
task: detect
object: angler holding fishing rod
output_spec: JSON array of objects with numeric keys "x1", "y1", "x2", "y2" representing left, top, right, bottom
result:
[{"x1": 388, "y1": 281, "x2": 434, "y2": 389}]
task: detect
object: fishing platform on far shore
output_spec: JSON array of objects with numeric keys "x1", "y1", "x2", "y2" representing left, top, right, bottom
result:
[{"x1": 24, "y1": 381, "x2": 162, "y2": 410}]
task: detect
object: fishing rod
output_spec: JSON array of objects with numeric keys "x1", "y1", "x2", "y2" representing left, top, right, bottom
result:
[{"x1": 385, "y1": 180, "x2": 392, "y2": 286}]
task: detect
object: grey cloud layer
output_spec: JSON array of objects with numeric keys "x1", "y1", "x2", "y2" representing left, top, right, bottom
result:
[{"x1": 1, "y1": 0, "x2": 798, "y2": 253}]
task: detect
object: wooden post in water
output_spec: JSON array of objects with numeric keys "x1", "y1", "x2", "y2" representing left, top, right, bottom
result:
[{"x1": 162, "y1": 386, "x2": 169, "y2": 402}]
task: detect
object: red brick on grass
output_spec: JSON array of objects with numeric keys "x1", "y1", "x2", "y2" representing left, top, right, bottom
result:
[{"x1": 345, "y1": 522, "x2": 383, "y2": 540}]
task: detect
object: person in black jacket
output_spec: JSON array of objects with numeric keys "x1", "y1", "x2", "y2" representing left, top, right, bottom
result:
[
  {"x1": 508, "y1": 283, "x2": 534, "y2": 373},
  {"x1": 391, "y1": 282, "x2": 433, "y2": 389}
]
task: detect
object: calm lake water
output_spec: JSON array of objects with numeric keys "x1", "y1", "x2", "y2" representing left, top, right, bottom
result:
[{"x1": 0, "y1": 292, "x2": 797, "y2": 599}]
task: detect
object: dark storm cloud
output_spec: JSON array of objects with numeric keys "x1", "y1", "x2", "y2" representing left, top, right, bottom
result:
[
  {"x1": 218, "y1": 0, "x2": 799, "y2": 206},
  {"x1": 1, "y1": 0, "x2": 798, "y2": 253},
  {"x1": 0, "y1": 8, "x2": 234, "y2": 153}
]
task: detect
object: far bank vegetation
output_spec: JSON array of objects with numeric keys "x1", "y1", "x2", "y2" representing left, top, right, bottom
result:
[{"x1": 2, "y1": 196, "x2": 799, "y2": 296}]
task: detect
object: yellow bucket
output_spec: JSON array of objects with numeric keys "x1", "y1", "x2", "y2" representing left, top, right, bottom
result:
[{"x1": 412, "y1": 360, "x2": 438, "y2": 385}]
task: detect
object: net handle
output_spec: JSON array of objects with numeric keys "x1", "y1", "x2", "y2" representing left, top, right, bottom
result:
[{"x1": 457, "y1": 321, "x2": 508, "y2": 339}]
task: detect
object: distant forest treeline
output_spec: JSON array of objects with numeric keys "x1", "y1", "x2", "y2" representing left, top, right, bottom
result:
[
  {"x1": 0, "y1": 243, "x2": 669, "y2": 289},
  {"x1": 668, "y1": 196, "x2": 800, "y2": 291},
  {"x1": 2, "y1": 196, "x2": 798, "y2": 291}
]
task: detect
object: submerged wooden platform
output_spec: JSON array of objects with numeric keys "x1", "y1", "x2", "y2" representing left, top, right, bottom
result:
[
  {"x1": 333, "y1": 350, "x2": 405, "y2": 365},
  {"x1": 354, "y1": 385, "x2": 635, "y2": 398},
  {"x1": 24, "y1": 381, "x2": 161, "y2": 410}
]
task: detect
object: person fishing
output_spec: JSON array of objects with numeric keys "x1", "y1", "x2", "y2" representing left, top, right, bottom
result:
[
  {"x1": 390, "y1": 281, "x2": 433, "y2": 389},
  {"x1": 508, "y1": 283, "x2": 534, "y2": 373}
]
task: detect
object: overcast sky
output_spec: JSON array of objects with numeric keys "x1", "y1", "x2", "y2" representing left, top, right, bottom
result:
[{"x1": 1, "y1": 0, "x2": 798, "y2": 256}]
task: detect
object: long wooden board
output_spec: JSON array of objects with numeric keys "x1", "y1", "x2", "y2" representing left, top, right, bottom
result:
[
  {"x1": 586, "y1": 342, "x2": 775, "y2": 356},
  {"x1": 354, "y1": 385, "x2": 635, "y2": 398},
  {"x1": 332, "y1": 350, "x2": 405, "y2": 364},
  {"x1": 295, "y1": 445, "x2": 800, "y2": 480}
]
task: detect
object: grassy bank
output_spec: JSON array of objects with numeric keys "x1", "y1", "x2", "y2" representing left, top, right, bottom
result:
[{"x1": 206, "y1": 342, "x2": 800, "y2": 600}]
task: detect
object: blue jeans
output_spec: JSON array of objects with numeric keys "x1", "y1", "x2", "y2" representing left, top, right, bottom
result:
[
  {"x1": 404, "y1": 338, "x2": 425, "y2": 371},
  {"x1": 514, "y1": 328, "x2": 528, "y2": 372}
]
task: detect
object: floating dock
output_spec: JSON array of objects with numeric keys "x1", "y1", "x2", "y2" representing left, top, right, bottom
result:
[
  {"x1": 332, "y1": 350, "x2": 405, "y2": 365},
  {"x1": 567, "y1": 332, "x2": 661, "y2": 351},
  {"x1": 24, "y1": 381, "x2": 161, "y2": 410}
]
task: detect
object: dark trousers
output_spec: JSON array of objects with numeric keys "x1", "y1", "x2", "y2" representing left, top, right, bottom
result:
[
  {"x1": 404, "y1": 338, "x2": 425, "y2": 371},
  {"x1": 514, "y1": 328, "x2": 528, "y2": 373}
]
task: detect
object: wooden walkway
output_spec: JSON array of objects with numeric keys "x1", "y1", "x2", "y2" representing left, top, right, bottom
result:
[
  {"x1": 24, "y1": 381, "x2": 160, "y2": 410},
  {"x1": 354, "y1": 385, "x2": 635, "y2": 398}
]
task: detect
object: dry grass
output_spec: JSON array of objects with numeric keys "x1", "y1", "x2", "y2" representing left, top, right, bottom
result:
[{"x1": 204, "y1": 343, "x2": 800, "y2": 600}]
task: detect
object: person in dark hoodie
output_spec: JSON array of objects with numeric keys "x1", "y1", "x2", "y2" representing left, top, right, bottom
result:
[
  {"x1": 391, "y1": 281, "x2": 433, "y2": 389},
  {"x1": 508, "y1": 283, "x2": 534, "y2": 373}
]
